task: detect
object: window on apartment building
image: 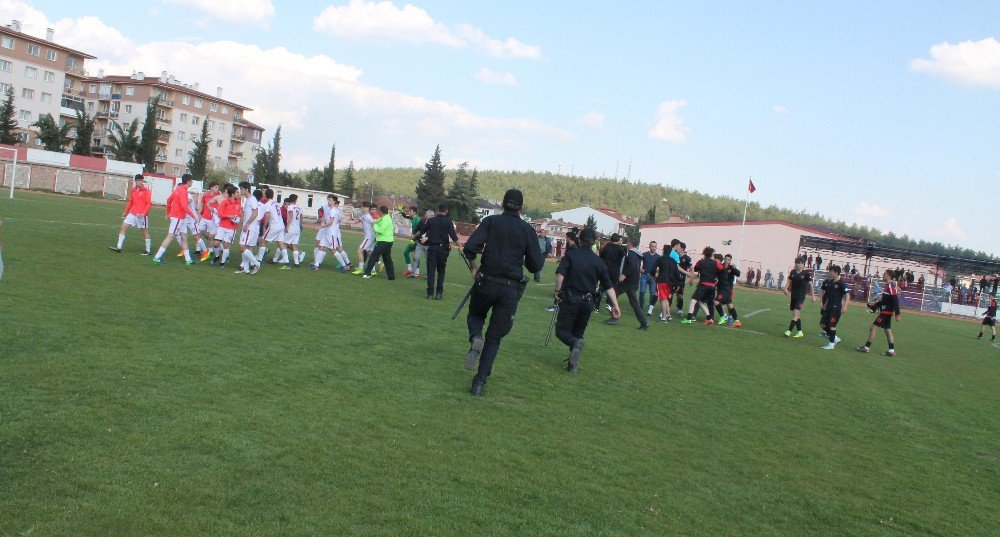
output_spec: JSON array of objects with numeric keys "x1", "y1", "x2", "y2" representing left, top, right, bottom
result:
[
  {"x1": 124, "y1": 104, "x2": 132, "y2": 113},
  {"x1": 63, "y1": 78, "x2": 72, "y2": 89},
  {"x1": 177, "y1": 131, "x2": 185, "y2": 140},
  {"x1": 40, "y1": 92, "x2": 52, "y2": 104},
  {"x1": 19, "y1": 110, "x2": 30, "y2": 122},
  {"x1": 206, "y1": 119, "x2": 214, "y2": 129},
  {"x1": 26, "y1": 44, "x2": 40, "y2": 56},
  {"x1": 86, "y1": 102, "x2": 93, "y2": 111},
  {"x1": 0, "y1": 83, "x2": 9, "y2": 94},
  {"x1": 89, "y1": 84, "x2": 96, "y2": 93},
  {"x1": 1, "y1": 37, "x2": 13, "y2": 49},
  {"x1": 46, "y1": 50, "x2": 56, "y2": 61},
  {"x1": 21, "y1": 88, "x2": 34, "y2": 100},
  {"x1": 43, "y1": 71, "x2": 54, "y2": 83},
  {"x1": 214, "y1": 156, "x2": 221, "y2": 165},
  {"x1": 125, "y1": 86, "x2": 134, "y2": 96},
  {"x1": 15, "y1": 132, "x2": 27, "y2": 143},
  {"x1": 172, "y1": 166, "x2": 179, "y2": 175},
  {"x1": 217, "y1": 140, "x2": 223, "y2": 148},
  {"x1": 194, "y1": 98, "x2": 202, "y2": 108},
  {"x1": 210, "y1": 103, "x2": 217, "y2": 112},
  {"x1": 35, "y1": 136, "x2": 44, "y2": 146},
  {"x1": 192, "y1": 116, "x2": 200, "y2": 125},
  {"x1": 179, "y1": 112, "x2": 187, "y2": 122},
  {"x1": 221, "y1": 106, "x2": 228, "y2": 115},
  {"x1": 182, "y1": 95, "x2": 189, "y2": 105},
  {"x1": 66, "y1": 57, "x2": 77, "y2": 69},
  {"x1": 219, "y1": 122, "x2": 226, "y2": 132},
  {"x1": 0, "y1": 60, "x2": 10, "y2": 72},
  {"x1": 175, "y1": 149, "x2": 182, "y2": 157},
  {"x1": 99, "y1": 83, "x2": 111, "y2": 94},
  {"x1": 253, "y1": 130, "x2": 260, "y2": 140},
  {"x1": 24, "y1": 66, "x2": 37, "y2": 79}
]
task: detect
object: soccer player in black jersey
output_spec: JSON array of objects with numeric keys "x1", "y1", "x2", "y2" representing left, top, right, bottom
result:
[
  {"x1": 675, "y1": 243, "x2": 692, "y2": 317},
  {"x1": 682, "y1": 247, "x2": 724, "y2": 325},
  {"x1": 783, "y1": 256, "x2": 816, "y2": 337},
  {"x1": 715, "y1": 253, "x2": 743, "y2": 327},
  {"x1": 975, "y1": 294, "x2": 997, "y2": 341},
  {"x1": 819, "y1": 266, "x2": 849, "y2": 350},
  {"x1": 857, "y1": 271, "x2": 901, "y2": 356}
]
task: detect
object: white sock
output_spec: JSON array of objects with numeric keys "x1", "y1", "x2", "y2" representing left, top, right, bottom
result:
[
  {"x1": 313, "y1": 248, "x2": 320, "y2": 262},
  {"x1": 333, "y1": 251, "x2": 345, "y2": 266},
  {"x1": 257, "y1": 246, "x2": 267, "y2": 262},
  {"x1": 155, "y1": 247, "x2": 167, "y2": 259},
  {"x1": 315, "y1": 250, "x2": 327, "y2": 266},
  {"x1": 117, "y1": 234, "x2": 125, "y2": 249},
  {"x1": 272, "y1": 249, "x2": 282, "y2": 262},
  {"x1": 279, "y1": 249, "x2": 289, "y2": 264},
  {"x1": 221, "y1": 249, "x2": 231, "y2": 263},
  {"x1": 195, "y1": 238, "x2": 207, "y2": 252},
  {"x1": 341, "y1": 252, "x2": 350, "y2": 266},
  {"x1": 175, "y1": 234, "x2": 183, "y2": 246},
  {"x1": 144, "y1": 238, "x2": 151, "y2": 251},
  {"x1": 183, "y1": 249, "x2": 192, "y2": 263}
]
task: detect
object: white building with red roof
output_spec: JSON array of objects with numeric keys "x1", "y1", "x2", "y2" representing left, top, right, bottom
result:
[{"x1": 550, "y1": 205, "x2": 636, "y2": 236}]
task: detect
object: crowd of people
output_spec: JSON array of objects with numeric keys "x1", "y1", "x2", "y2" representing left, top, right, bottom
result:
[{"x1": 105, "y1": 177, "x2": 997, "y2": 395}]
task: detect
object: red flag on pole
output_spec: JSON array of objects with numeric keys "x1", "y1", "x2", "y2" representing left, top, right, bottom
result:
[{"x1": 748, "y1": 178, "x2": 756, "y2": 194}]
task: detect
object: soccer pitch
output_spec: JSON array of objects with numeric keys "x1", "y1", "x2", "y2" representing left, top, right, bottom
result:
[{"x1": 0, "y1": 192, "x2": 997, "y2": 536}]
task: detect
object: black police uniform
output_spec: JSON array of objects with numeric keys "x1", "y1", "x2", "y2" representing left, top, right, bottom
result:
[
  {"x1": 555, "y1": 245, "x2": 615, "y2": 355},
  {"x1": 463, "y1": 196, "x2": 545, "y2": 393},
  {"x1": 612, "y1": 248, "x2": 646, "y2": 328},
  {"x1": 596, "y1": 241, "x2": 626, "y2": 311},
  {"x1": 414, "y1": 212, "x2": 459, "y2": 299}
]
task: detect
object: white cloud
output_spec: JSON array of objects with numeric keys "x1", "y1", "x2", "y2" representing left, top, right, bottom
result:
[
  {"x1": 910, "y1": 38, "x2": 1000, "y2": 88},
  {"x1": 165, "y1": 0, "x2": 275, "y2": 25},
  {"x1": 942, "y1": 217, "x2": 967, "y2": 240},
  {"x1": 772, "y1": 104, "x2": 790, "y2": 115},
  {"x1": 475, "y1": 68, "x2": 517, "y2": 86},
  {"x1": 313, "y1": 0, "x2": 542, "y2": 59},
  {"x1": 647, "y1": 99, "x2": 690, "y2": 143},
  {"x1": 855, "y1": 201, "x2": 890, "y2": 218},
  {"x1": 577, "y1": 111, "x2": 604, "y2": 130}
]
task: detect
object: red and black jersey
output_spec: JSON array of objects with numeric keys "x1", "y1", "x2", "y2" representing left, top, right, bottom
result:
[
  {"x1": 717, "y1": 265, "x2": 741, "y2": 292},
  {"x1": 986, "y1": 299, "x2": 997, "y2": 318},
  {"x1": 694, "y1": 258, "x2": 725, "y2": 287},
  {"x1": 878, "y1": 281, "x2": 901, "y2": 316}
]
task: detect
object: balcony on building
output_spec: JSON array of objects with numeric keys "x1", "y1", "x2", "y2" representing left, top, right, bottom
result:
[
  {"x1": 156, "y1": 132, "x2": 171, "y2": 143},
  {"x1": 154, "y1": 153, "x2": 167, "y2": 163}
]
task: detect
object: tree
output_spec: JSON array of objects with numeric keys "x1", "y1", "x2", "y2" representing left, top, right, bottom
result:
[
  {"x1": 340, "y1": 161, "x2": 356, "y2": 198},
  {"x1": 70, "y1": 110, "x2": 96, "y2": 156},
  {"x1": 320, "y1": 143, "x2": 335, "y2": 191},
  {"x1": 585, "y1": 214, "x2": 597, "y2": 231},
  {"x1": 188, "y1": 119, "x2": 211, "y2": 179},
  {"x1": 107, "y1": 119, "x2": 140, "y2": 162},
  {"x1": 642, "y1": 205, "x2": 657, "y2": 224},
  {"x1": 415, "y1": 145, "x2": 446, "y2": 210},
  {"x1": 137, "y1": 95, "x2": 161, "y2": 170},
  {"x1": 0, "y1": 86, "x2": 19, "y2": 145},
  {"x1": 265, "y1": 126, "x2": 281, "y2": 182},
  {"x1": 32, "y1": 113, "x2": 71, "y2": 152},
  {"x1": 447, "y1": 162, "x2": 479, "y2": 223},
  {"x1": 251, "y1": 147, "x2": 269, "y2": 183}
]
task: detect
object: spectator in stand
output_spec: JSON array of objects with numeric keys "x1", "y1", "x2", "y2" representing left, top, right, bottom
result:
[
  {"x1": 807, "y1": 254, "x2": 814, "y2": 268},
  {"x1": 745, "y1": 267, "x2": 755, "y2": 286},
  {"x1": 777, "y1": 271, "x2": 785, "y2": 290},
  {"x1": 764, "y1": 269, "x2": 773, "y2": 288},
  {"x1": 844, "y1": 262, "x2": 851, "y2": 274},
  {"x1": 827, "y1": 261, "x2": 834, "y2": 271},
  {"x1": 980, "y1": 275, "x2": 990, "y2": 294},
  {"x1": 555, "y1": 239, "x2": 563, "y2": 259},
  {"x1": 755, "y1": 269, "x2": 762, "y2": 287},
  {"x1": 815, "y1": 255, "x2": 823, "y2": 270},
  {"x1": 960, "y1": 283, "x2": 968, "y2": 304},
  {"x1": 942, "y1": 281, "x2": 953, "y2": 302},
  {"x1": 906, "y1": 271, "x2": 915, "y2": 285},
  {"x1": 917, "y1": 274, "x2": 925, "y2": 289}
]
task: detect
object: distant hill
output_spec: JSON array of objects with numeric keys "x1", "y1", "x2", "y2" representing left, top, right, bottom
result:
[{"x1": 289, "y1": 166, "x2": 994, "y2": 261}]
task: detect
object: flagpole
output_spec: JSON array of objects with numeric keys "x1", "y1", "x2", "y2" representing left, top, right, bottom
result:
[{"x1": 736, "y1": 176, "x2": 751, "y2": 268}]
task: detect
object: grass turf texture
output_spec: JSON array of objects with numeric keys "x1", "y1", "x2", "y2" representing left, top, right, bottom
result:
[{"x1": 0, "y1": 191, "x2": 997, "y2": 536}]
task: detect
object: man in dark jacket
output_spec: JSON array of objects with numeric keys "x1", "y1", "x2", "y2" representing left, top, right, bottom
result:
[
  {"x1": 606, "y1": 237, "x2": 647, "y2": 330},
  {"x1": 413, "y1": 203, "x2": 461, "y2": 300}
]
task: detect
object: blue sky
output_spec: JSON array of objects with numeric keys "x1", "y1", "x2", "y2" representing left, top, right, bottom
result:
[{"x1": 7, "y1": 0, "x2": 1000, "y2": 254}]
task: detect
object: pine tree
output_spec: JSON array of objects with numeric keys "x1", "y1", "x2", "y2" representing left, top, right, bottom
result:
[
  {"x1": 137, "y1": 95, "x2": 161, "y2": 170},
  {"x1": 265, "y1": 126, "x2": 281, "y2": 182},
  {"x1": 320, "y1": 143, "x2": 335, "y2": 191},
  {"x1": 643, "y1": 205, "x2": 657, "y2": 224},
  {"x1": 415, "y1": 145, "x2": 446, "y2": 210},
  {"x1": 107, "y1": 119, "x2": 140, "y2": 162},
  {"x1": 447, "y1": 162, "x2": 479, "y2": 223},
  {"x1": 188, "y1": 119, "x2": 211, "y2": 179},
  {"x1": 585, "y1": 214, "x2": 597, "y2": 231},
  {"x1": 0, "y1": 86, "x2": 19, "y2": 145},
  {"x1": 251, "y1": 147, "x2": 269, "y2": 183},
  {"x1": 71, "y1": 110, "x2": 96, "y2": 156},
  {"x1": 32, "y1": 113, "x2": 72, "y2": 152},
  {"x1": 340, "y1": 161, "x2": 356, "y2": 198}
]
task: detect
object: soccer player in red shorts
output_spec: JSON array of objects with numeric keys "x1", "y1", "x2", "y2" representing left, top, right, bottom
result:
[{"x1": 857, "y1": 271, "x2": 901, "y2": 356}]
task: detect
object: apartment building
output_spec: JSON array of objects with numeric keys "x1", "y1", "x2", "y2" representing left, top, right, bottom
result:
[
  {"x1": 0, "y1": 20, "x2": 94, "y2": 145},
  {"x1": 81, "y1": 70, "x2": 265, "y2": 179}
]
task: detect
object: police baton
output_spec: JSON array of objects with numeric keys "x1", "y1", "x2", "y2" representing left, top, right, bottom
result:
[
  {"x1": 452, "y1": 245, "x2": 476, "y2": 321},
  {"x1": 544, "y1": 298, "x2": 560, "y2": 347}
]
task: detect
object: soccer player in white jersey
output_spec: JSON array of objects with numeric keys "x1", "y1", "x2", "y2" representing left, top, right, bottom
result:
[
  {"x1": 311, "y1": 196, "x2": 334, "y2": 268},
  {"x1": 312, "y1": 195, "x2": 352, "y2": 272},
  {"x1": 277, "y1": 194, "x2": 302, "y2": 269},
  {"x1": 235, "y1": 182, "x2": 262, "y2": 274},
  {"x1": 256, "y1": 188, "x2": 284, "y2": 263},
  {"x1": 352, "y1": 201, "x2": 378, "y2": 275}
]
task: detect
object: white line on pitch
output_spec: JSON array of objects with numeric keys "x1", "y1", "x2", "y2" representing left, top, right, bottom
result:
[{"x1": 742, "y1": 308, "x2": 770, "y2": 319}]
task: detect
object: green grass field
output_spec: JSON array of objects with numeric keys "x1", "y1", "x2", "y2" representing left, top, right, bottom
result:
[{"x1": 0, "y1": 191, "x2": 997, "y2": 536}]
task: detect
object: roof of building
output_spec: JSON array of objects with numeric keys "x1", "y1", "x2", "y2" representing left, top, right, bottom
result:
[
  {"x1": 235, "y1": 117, "x2": 264, "y2": 131},
  {"x1": 0, "y1": 26, "x2": 96, "y2": 59},
  {"x1": 595, "y1": 207, "x2": 636, "y2": 225},
  {"x1": 640, "y1": 219, "x2": 851, "y2": 241},
  {"x1": 477, "y1": 199, "x2": 502, "y2": 209},
  {"x1": 82, "y1": 74, "x2": 251, "y2": 111}
]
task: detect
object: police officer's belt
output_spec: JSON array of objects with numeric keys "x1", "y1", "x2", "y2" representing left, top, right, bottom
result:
[
  {"x1": 480, "y1": 274, "x2": 524, "y2": 287},
  {"x1": 563, "y1": 289, "x2": 595, "y2": 301}
]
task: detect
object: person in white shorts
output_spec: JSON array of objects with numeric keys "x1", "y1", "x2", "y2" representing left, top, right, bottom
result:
[
  {"x1": 109, "y1": 174, "x2": 153, "y2": 255},
  {"x1": 152, "y1": 174, "x2": 200, "y2": 265},
  {"x1": 311, "y1": 195, "x2": 352, "y2": 272},
  {"x1": 352, "y1": 201, "x2": 378, "y2": 274},
  {"x1": 277, "y1": 195, "x2": 302, "y2": 269},
  {"x1": 195, "y1": 182, "x2": 221, "y2": 261},
  {"x1": 256, "y1": 188, "x2": 284, "y2": 263},
  {"x1": 176, "y1": 187, "x2": 201, "y2": 258},
  {"x1": 211, "y1": 184, "x2": 241, "y2": 267},
  {"x1": 235, "y1": 182, "x2": 261, "y2": 275}
]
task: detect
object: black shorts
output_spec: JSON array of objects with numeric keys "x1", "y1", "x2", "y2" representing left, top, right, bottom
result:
[
  {"x1": 790, "y1": 294, "x2": 806, "y2": 311},
  {"x1": 674, "y1": 283, "x2": 686, "y2": 296},
  {"x1": 716, "y1": 289, "x2": 733, "y2": 305},
  {"x1": 692, "y1": 285, "x2": 716, "y2": 303},
  {"x1": 983, "y1": 317, "x2": 996, "y2": 327},
  {"x1": 872, "y1": 313, "x2": 893, "y2": 329},
  {"x1": 821, "y1": 308, "x2": 842, "y2": 328}
]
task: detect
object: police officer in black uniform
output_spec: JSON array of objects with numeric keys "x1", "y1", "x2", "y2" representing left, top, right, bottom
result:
[
  {"x1": 413, "y1": 203, "x2": 461, "y2": 300},
  {"x1": 554, "y1": 228, "x2": 622, "y2": 373},
  {"x1": 463, "y1": 189, "x2": 546, "y2": 397}
]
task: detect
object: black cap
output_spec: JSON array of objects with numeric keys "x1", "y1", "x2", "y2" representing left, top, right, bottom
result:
[
  {"x1": 580, "y1": 228, "x2": 597, "y2": 243},
  {"x1": 502, "y1": 189, "x2": 523, "y2": 211}
]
